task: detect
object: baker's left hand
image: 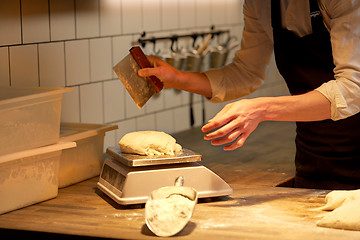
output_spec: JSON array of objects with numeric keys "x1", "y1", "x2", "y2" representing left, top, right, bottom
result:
[{"x1": 201, "y1": 98, "x2": 266, "y2": 150}]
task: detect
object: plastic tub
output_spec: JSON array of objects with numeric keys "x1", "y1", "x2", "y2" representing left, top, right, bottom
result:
[
  {"x1": 0, "y1": 141, "x2": 76, "y2": 214},
  {"x1": 0, "y1": 86, "x2": 73, "y2": 156},
  {"x1": 59, "y1": 123, "x2": 118, "y2": 188}
]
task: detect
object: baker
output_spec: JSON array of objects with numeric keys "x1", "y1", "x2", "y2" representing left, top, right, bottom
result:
[{"x1": 138, "y1": 0, "x2": 360, "y2": 190}]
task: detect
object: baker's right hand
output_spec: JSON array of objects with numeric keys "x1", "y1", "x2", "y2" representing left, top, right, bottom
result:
[
  {"x1": 138, "y1": 56, "x2": 182, "y2": 89},
  {"x1": 139, "y1": 55, "x2": 213, "y2": 98}
]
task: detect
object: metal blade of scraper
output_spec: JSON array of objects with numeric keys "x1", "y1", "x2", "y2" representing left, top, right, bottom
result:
[{"x1": 113, "y1": 53, "x2": 155, "y2": 109}]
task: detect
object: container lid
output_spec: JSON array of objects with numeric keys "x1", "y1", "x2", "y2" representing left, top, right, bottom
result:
[
  {"x1": 0, "y1": 86, "x2": 73, "y2": 102},
  {"x1": 0, "y1": 86, "x2": 73, "y2": 111},
  {"x1": 0, "y1": 141, "x2": 76, "y2": 164},
  {"x1": 60, "y1": 122, "x2": 118, "y2": 142}
]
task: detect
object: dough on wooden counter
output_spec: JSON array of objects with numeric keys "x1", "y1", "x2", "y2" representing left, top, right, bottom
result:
[
  {"x1": 317, "y1": 199, "x2": 360, "y2": 231},
  {"x1": 317, "y1": 189, "x2": 360, "y2": 231},
  {"x1": 317, "y1": 189, "x2": 360, "y2": 211},
  {"x1": 119, "y1": 131, "x2": 182, "y2": 156}
]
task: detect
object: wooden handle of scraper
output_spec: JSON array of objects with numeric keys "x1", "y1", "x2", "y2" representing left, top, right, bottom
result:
[{"x1": 129, "y1": 46, "x2": 164, "y2": 93}]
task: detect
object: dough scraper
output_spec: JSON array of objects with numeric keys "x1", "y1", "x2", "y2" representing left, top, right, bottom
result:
[{"x1": 113, "y1": 46, "x2": 163, "y2": 109}]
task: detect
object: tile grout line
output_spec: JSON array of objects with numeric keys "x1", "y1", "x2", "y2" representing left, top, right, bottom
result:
[
  {"x1": 78, "y1": 85, "x2": 82, "y2": 123},
  {"x1": 19, "y1": 0, "x2": 23, "y2": 45},
  {"x1": 7, "y1": 47, "x2": 11, "y2": 87},
  {"x1": 101, "y1": 81, "x2": 105, "y2": 124},
  {"x1": 88, "y1": 39, "x2": 91, "y2": 83},
  {"x1": 63, "y1": 41, "x2": 67, "y2": 87},
  {"x1": 74, "y1": 0, "x2": 77, "y2": 39},
  {"x1": 48, "y1": 0, "x2": 51, "y2": 42},
  {"x1": 97, "y1": 0, "x2": 101, "y2": 37},
  {"x1": 119, "y1": 0, "x2": 123, "y2": 34},
  {"x1": 37, "y1": 44, "x2": 40, "y2": 86}
]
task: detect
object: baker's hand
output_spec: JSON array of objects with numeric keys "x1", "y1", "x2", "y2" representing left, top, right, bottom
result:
[
  {"x1": 138, "y1": 55, "x2": 181, "y2": 89},
  {"x1": 201, "y1": 98, "x2": 265, "y2": 150}
]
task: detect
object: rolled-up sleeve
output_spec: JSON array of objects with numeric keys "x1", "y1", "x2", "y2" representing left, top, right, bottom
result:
[
  {"x1": 205, "y1": 0, "x2": 274, "y2": 103},
  {"x1": 315, "y1": 0, "x2": 360, "y2": 120}
]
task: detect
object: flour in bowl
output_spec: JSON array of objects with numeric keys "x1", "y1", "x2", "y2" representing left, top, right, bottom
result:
[{"x1": 145, "y1": 194, "x2": 194, "y2": 237}]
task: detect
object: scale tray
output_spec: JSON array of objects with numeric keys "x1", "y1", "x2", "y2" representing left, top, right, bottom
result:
[{"x1": 106, "y1": 146, "x2": 202, "y2": 167}]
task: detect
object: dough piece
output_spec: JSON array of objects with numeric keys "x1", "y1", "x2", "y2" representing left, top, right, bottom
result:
[
  {"x1": 317, "y1": 199, "x2": 360, "y2": 231},
  {"x1": 118, "y1": 131, "x2": 182, "y2": 156},
  {"x1": 317, "y1": 189, "x2": 360, "y2": 231},
  {"x1": 318, "y1": 189, "x2": 360, "y2": 211}
]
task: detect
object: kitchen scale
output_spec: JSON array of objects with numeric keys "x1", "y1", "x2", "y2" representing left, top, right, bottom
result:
[{"x1": 97, "y1": 146, "x2": 233, "y2": 205}]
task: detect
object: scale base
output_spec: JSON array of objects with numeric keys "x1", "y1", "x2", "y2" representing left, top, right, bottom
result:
[{"x1": 97, "y1": 157, "x2": 233, "y2": 205}]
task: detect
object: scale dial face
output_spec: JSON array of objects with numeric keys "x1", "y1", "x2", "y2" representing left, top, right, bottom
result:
[{"x1": 100, "y1": 163, "x2": 126, "y2": 191}]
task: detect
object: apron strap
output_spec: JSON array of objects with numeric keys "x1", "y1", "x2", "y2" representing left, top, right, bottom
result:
[
  {"x1": 309, "y1": 0, "x2": 320, "y2": 17},
  {"x1": 271, "y1": 0, "x2": 281, "y2": 30}
]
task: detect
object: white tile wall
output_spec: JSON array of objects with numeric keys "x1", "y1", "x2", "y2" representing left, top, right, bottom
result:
[
  {"x1": 155, "y1": 110, "x2": 174, "y2": 134},
  {"x1": 100, "y1": 0, "x2": 121, "y2": 36},
  {"x1": 49, "y1": 0, "x2": 76, "y2": 41},
  {"x1": 125, "y1": 92, "x2": 146, "y2": 118},
  {"x1": 112, "y1": 35, "x2": 133, "y2": 78},
  {"x1": 211, "y1": 0, "x2": 227, "y2": 26},
  {"x1": 103, "y1": 129, "x2": 115, "y2": 152},
  {"x1": 10, "y1": 44, "x2": 39, "y2": 86},
  {"x1": 80, "y1": 82, "x2": 103, "y2": 124},
  {"x1": 181, "y1": 91, "x2": 191, "y2": 105},
  {"x1": 103, "y1": 79, "x2": 125, "y2": 123},
  {"x1": 136, "y1": 114, "x2": 156, "y2": 131},
  {"x1": 122, "y1": 0, "x2": 142, "y2": 34},
  {"x1": 196, "y1": 0, "x2": 211, "y2": 27},
  {"x1": 0, "y1": 0, "x2": 21, "y2": 46},
  {"x1": 174, "y1": 106, "x2": 191, "y2": 132},
  {"x1": 227, "y1": 0, "x2": 244, "y2": 24},
  {"x1": 192, "y1": 101, "x2": 204, "y2": 127},
  {"x1": 75, "y1": 0, "x2": 100, "y2": 39},
  {"x1": 115, "y1": 118, "x2": 136, "y2": 140},
  {"x1": 146, "y1": 93, "x2": 164, "y2": 113},
  {"x1": 179, "y1": 0, "x2": 196, "y2": 29},
  {"x1": 0, "y1": 0, "x2": 289, "y2": 151},
  {"x1": 21, "y1": 0, "x2": 50, "y2": 44},
  {"x1": 39, "y1": 42, "x2": 66, "y2": 87},
  {"x1": 161, "y1": 0, "x2": 179, "y2": 30},
  {"x1": 142, "y1": 0, "x2": 161, "y2": 32},
  {"x1": 90, "y1": 37, "x2": 112, "y2": 82},
  {"x1": 164, "y1": 88, "x2": 182, "y2": 109},
  {"x1": 61, "y1": 86, "x2": 80, "y2": 122},
  {"x1": 65, "y1": 39, "x2": 90, "y2": 86}
]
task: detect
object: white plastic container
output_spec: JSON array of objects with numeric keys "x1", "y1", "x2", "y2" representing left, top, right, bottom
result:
[
  {"x1": 58, "y1": 123, "x2": 118, "y2": 188},
  {"x1": 0, "y1": 86, "x2": 72, "y2": 156},
  {"x1": 0, "y1": 141, "x2": 76, "y2": 215}
]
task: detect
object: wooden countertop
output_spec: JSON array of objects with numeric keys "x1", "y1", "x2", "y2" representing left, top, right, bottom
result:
[{"x1": 1, "y1": 122, "x2": 360, "y2": 239}]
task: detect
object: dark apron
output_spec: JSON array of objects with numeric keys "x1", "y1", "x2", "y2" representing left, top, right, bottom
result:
[{"x1": 271, "y1": 0, "x2": 360, "y2": 189}]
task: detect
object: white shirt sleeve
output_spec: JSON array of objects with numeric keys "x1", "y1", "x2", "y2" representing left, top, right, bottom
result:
[
  {"x1": 206, "y1": 0, "x2": 360, "y2": 122},
  {"x1": 205, "y1": 0, "x2": 274, "y2": 103},
  {"x1": 315, "y1": 0, "x2": 360, "y2": 120}
]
